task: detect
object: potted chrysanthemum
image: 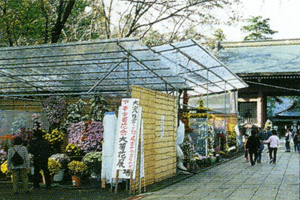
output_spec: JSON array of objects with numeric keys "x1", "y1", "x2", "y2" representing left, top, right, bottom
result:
[
  {"x1": 50, "y1": 154, "x2": 70, "y2": 181},
  {"x1": 44, "y1": 129, "x2": 65, "y2": 153},
  {"x1": 48, "y1": 158, "x2": 61, "y2": 176},
  {"x1": 40, "y1": 158, "x2": 61, "y2": 184},
  {"x1": 68, "y1": 160, "x2": 87, "y2": 186},
  {"x1": 1, "y1": 160, "x2": 11, "y2": 179},
  {"x1": 82, "y1": 151, "x2": 102, "y2": 178},
  {"x1": 66, "y1": 143, "x2": 83, "y2": 159},
  {"x1": 82, "y1": 151, "x2": 102, "y2": 187}
]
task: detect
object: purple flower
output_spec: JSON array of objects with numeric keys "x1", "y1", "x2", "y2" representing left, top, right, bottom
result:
[
  {"x1": 68, "y1": 122, "x2": 103, "y2": 152},
  {"x1": 43, "y1": 96, "x2": 66, "y2": 125}
]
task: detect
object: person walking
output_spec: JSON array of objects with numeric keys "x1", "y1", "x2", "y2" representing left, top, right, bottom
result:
[
  {"x1": 7, "y1": 137, "x2": 30, "y2": 194},
  {"x1": 28, "y1": 129, "x2": 51, "y2": 189},
  {"x1": 285, "y1": 129, "x2": 292, "y2": 152},
  {"x1": 264, "y1": 130, "x2": 280, "y2": 164},
  {"x1": 265, "y1": 127, "x2": 272, "y2": 153},
  {"x1": 293, "y1": 130, "x2": 299, "y2": 152},
  {"x1": 246, "y1": 129, "x2": 260, "y2": 166},
  {"x1": 257, "y1": 127, "x2": 265, "y2": 163},
  {"x1": 243, "y1": 134, "x2": 249, "y2": 162},
  {"x1": 297, "y1": 132, "x2": 300, "y2": 153}
]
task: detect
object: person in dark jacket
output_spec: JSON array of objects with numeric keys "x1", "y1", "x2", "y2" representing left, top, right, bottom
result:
[
  {"x1": 257, "y1": 127, "x2": 265, "y2": 163},
  {"x1": 293, "y1": 130, "x2": 299, "y2": 152},
  {"x1": 246, "y1": 129, "x2": 260, "y2": 166},
  {"x1": 265, "y1": 126, "x2": 272, "y2": 153},
  {"x1": 28, "y1": 129, "x2": 51, "y2": 189}
]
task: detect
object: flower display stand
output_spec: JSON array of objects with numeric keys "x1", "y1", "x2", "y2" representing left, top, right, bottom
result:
[{"x1": 72, "y1": 176, "x2": 81, "y2": 186}]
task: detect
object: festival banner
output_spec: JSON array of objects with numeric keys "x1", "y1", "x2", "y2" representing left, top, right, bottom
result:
[{"x1": 112, "y1": 98, "x2": 142, "y2": 179}]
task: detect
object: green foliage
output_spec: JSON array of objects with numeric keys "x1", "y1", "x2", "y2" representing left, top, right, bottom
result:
[
  {"x1": 213, "y1": 29, "x2": 226, "y2": 42},
  {"x1": 82, "y1": 151, "x2": 102, "y2": 176},
  {"x1": 143, "y1": 30, "x2": 168, "y2": 47},
  {"x1": 228, "y1": 132, "x2": 236, "y2": 147},
  {"x1": 63, "y1": 99, "x2": 89, "y2": 129},
  {"x1": 89, "y1": 95, "x2": 109, "y2": 122},
  {"x1": 0, "y1": 0, "x2": 86, "y2": 46},
  {"x1": 243, "y1": 16, "x2": 278, "y2": 41},
  {"x1": 0, "y1": 0, "x2": 44, "y2": 45}
]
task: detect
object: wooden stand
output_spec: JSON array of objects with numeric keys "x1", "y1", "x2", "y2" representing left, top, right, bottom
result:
[{"x1": 114, "y1": 169, "x2": 133, "y2": 194}]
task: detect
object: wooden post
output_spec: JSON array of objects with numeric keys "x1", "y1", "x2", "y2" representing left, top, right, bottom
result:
[
  {"x1": 101, "y1": 178, "x2": 105, "y2": 188},
  {"x1": 129, "y1": 170, "x2": 133, "y2": 195},
  {"x1": 115, "y1": 170, "x2": 119, "y2": 194}
]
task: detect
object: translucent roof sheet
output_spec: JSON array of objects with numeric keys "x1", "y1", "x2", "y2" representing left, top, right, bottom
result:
[
  {"x1": 151, "y1": 39, "x2": 247, "y2": 95},
  {"x1": 0, "y1": 38, "x2": 246, "y2": 98},
  {"x1": 0, "y1": 38, "x2": 189, "y2": 97},
  {"x1": 218, "y1": 44, "x2": 300, "y2": 74}
]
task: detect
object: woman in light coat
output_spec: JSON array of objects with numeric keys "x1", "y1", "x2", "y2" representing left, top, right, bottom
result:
[{"x1": 7, "y1": 136, "x2": 30, "y2": 194}]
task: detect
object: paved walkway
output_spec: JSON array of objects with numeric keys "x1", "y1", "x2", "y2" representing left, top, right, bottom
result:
[
  {"x1": 140, "y1": 141, "x2": 299, "y2": 200},
  {"x1": 1, "y1": 139, "x2": 298, "y2": 200}
]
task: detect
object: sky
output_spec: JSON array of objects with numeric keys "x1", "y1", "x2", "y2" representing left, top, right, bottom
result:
[{"x1": 223, "y1": 0, "x2": 300, "y2": 41}]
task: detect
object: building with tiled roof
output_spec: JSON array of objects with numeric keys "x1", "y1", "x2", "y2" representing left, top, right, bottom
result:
[{"x1": 217, "y1": 39, "x2": 300, "y2": 130}]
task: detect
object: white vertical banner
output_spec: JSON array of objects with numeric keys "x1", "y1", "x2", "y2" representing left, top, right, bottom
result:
[
  {"x1": 112, "y1": 98, "x2": 142, "y2": 179},
  {"x1": 140, "y1": 119, "x2": 145, "y2": 178}
]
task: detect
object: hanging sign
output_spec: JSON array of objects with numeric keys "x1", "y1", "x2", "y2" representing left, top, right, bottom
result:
[{"x1": 112, "y1": 98, "x2": 142, "y2": 179}]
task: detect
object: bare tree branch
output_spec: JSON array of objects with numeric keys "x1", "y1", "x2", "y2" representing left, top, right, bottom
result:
[{"x1": 125, "y1": 0, "x2": 213, "y2": 37}]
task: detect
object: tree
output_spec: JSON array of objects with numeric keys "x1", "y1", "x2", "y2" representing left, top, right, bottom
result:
[
  {"x1": 242, "y1": 15, "x2": 278, "y2": 41},
  {"x1": 0, "y1": 0, "x2": 44, "y2": 46},
  {"x1": 50, "y1": 0, "x2": 76, "y2": 43},
  {"x1": 96, "y1": 0, "x2": 241, "y2": 44},
  {"x1": 0, "y1": 0, "x2": 78, "y2": 46},
  {"x1": 0, "y1": 0, "x2": 241, "y2": 46},
  {"x1": 213, "y1": 28, "x2": 226, "y2": 42},
  {"x1": 206, "y1": 28, "x2": 225, "y2": 52}
]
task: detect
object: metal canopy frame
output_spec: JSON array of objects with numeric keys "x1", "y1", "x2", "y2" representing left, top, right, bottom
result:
[
  {"x1": 0, "y1": 38, "x2": 247, "y2": 98},
  {"x1": 0, "y1": 38, "x2": 190, "y2": 97},
  {"x1": 151, "y1": 39, "x2": 248, "y2": 96}
]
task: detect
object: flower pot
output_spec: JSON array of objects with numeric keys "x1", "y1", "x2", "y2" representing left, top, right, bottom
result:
[
  {"x1": 53, "y1": 169, "x2": 65, "y2": 182},
  {"x1": 72, "y1": 176, "x2": 81, "y2": 187}
]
